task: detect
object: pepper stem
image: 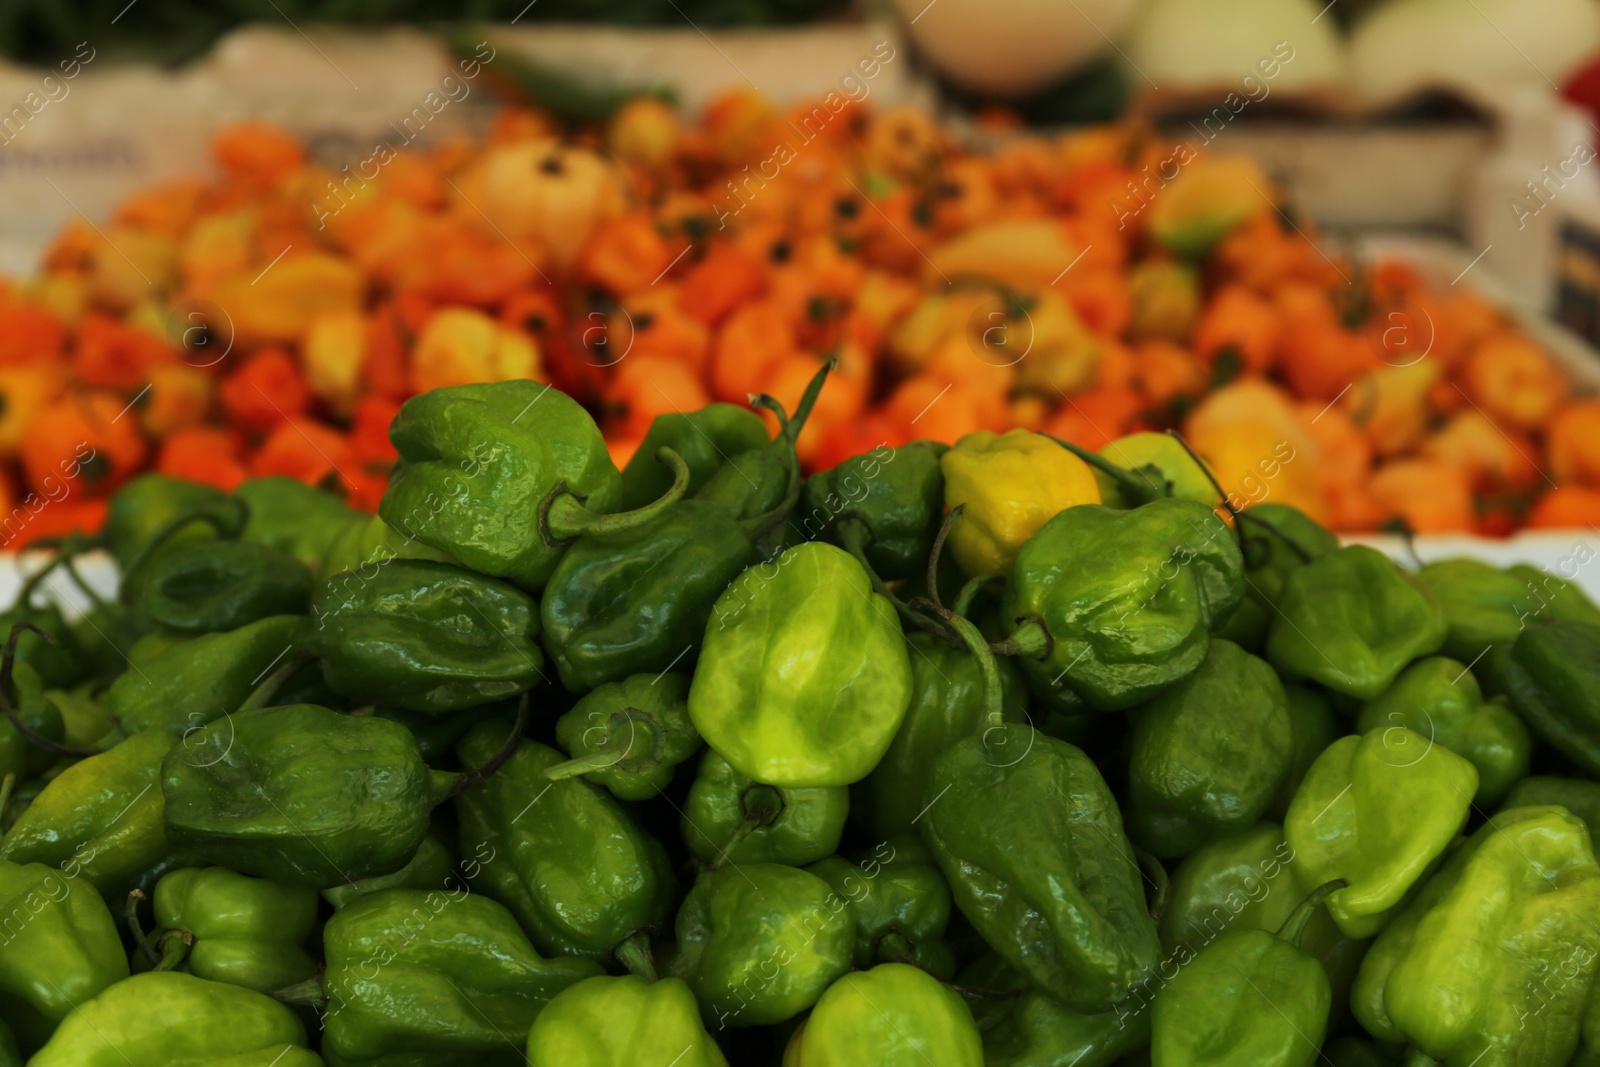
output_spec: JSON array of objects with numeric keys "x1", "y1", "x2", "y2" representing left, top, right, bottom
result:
[
  {"x1": 153, "y1": 930, "x2": 194, "y2": 973},
  {"x1": 1048, "y1": 435, "x2": 1161, "y2": 502},
  {"x1": 541, "y1": 447, "x2": 691, "y2": 546},
  {"x1": 120, "y1": 500, "x2": 250, "y2": 588},
  {"x1": 270, "y1": 976, "x2": 328, "y2": 1010},
  {"x1": 921, "y1": 601, "x2": 1004, "y2": 732},
  {"x1": 0, "y1": 622, "x2": 93, "y2": 757},
  {"x1": 236, "y1": 649, "x2": 314, "y2": 714},
  {"x1": 1133, "y1": 846, "x2": 1170, "y2": 924},
  {"x1": 126, "y1": 889, "x2": 162, "y2": 968},
  {"x1": 1276, "y1": 878, "x2": 1347, "y2": 949},
  {"x1": 950, "y1": 576, "x2": 996, "y2": 619},
  {"x1": 544, "y1": 748, "x2": 626, "y2": 781},
  {"x1": 447, "y1": 694, "x2": 531, "y2": 799},
  {"x1": 615, "y1": 933, "x2": 659, "y2": 982},
  {"x1": 988, "y1": 617, "x2": 1051, "y2": 661},
  {"x1": 925, "y1": 505, "x2": 963, "y2": 613},
  {"x1": 837, "y1": 520, "x2": 955, "y2": 644},
  {"x1": 0, "y1": 774, "x2": 13, "y2": 824},
  {"x1": 1163, "y1": 430, "x2": 1245, "y2": 545},
  {"x1": 711, "y1": 786, "x2": 784, "y2": 871}
]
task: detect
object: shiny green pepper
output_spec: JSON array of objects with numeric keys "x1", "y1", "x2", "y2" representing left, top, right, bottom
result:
[
  {"x1": 0, "y1": 729, "x2": 175, "y2": 894},
  {"x1": 1352, "y1": 805, "x2": 1600, "y2": 1067},
  {"x1": 1285, "y1": 727, "x2": 1477, "y2": 939},
  {"x1": 1268, "y1": 683, "x2": 1339, "y2": 820},
  {"x1": 548, "y1": 672, "x2": 700, "y2": 800},
  {"x1": 526, "y1": 975, "x2": 728, "y2": 1067},
  {"x1": 691, "y1": 366, "x2": 825, "y2": 528},
  {"x1": 682, "y1": 749, "x2": 847, "y2": 868},
  {"x1": 690, "y1": 541, "x2": 913, "y2": 787},
  {"x1": 315, "y1": 513, "x2": 449, "y2": 584},
  {"x1": 1416, "y1": 558, "x2": 1545, "y2": 661},
  {"x1": 921, "y1": 724, "x2": 1161, "y2": 1012},
  {"x1": 149, "y1": 866, "x2": 319, "y2": 992},
  {"x1": 961, "y1": 954, "x2": 1149, "y2": 1067},
  {"x1": 854, "y1": 630, "x2": 1028, "y2": 839},
  {"x1": 668, "y1": 863, "x2": 854, "y2": 1028},
  {"x1": 999, "y1": 498, "x2": 1244, "y2": 712},
  {"x1": 1151, "y1": 881, "x2": 1340, "y2": 1067},
  {"x1": 0, "y1": 596, "x2": 80, "y2": 689},
  {"x1": 139, "y1": 540, "x2": 312, "y2": 634},
  {"x1": 312, "y1": 559, "x2": 543, "y2": 713},
  {"x1": 104, "y1": 474, "x2": 231, "y2": 565},
  {"x1": 1480, "y1": 621, "x2": 1600, "y2": 777},
  {"x1": 161, "y1": 704, "x2": 468, "y2": 887},
  {"x1": 0, "y1": 660, "x2": 66, "y2": 781},
  {"x1": 379, "y1": 379, "x2": 689, "y2": 590},
  {"x1": 1509, "y1": 562, "x2": 1600, "y2": 625},
  {"x1": 236, "y1": 475, "x2": 363, "y2": 571},
  {"x1": 1126, "y1": 637, "x2": 1292, "y2": 857},
  {"x1": 320, "y1": 888, "x2": 601, "y2": 1066},
  {"x1": 1266, "y1": 545, "x2": 1446, "y2": 700},
  {"x1": 807, "y1": 838, "x2": 955, "y2": 978},
  {"x1": 804, "y1": 440, "x2": 948, "y2": 582},
  {"x1": 1216, "y1": 504, "x2": 1340, "y2": 651},
  {"x1": 107, "y1": 614, "x2": 308, "y2": 735},
  {"x1": 618, "y1": 402, "x2": 771, "y2": 511},
  {"x1": 1356, "y1": 656, "x2": 1530, "y2": 805},
  {"x1": 1500, "y1": 775, "x2": 1600, "y2": 832},
  {"x1": 28, "y1": 971, "x2": 319, "y2": 1067},
  {"x1": 784, "y1": 963, "x2": 983, "y2": 1067},
  {"x1": 455, "y1": 720, "x2": 673, "y2": 961},
  {"x1": 321, "y1": 830, "x2": 460, "y2": 910},
  {"x1": 0, "y1": 860, "x2": 128, "y2": 1050},
  {"x1": 1066, "y1": 431, "x2": 1219, "y2": 510}
]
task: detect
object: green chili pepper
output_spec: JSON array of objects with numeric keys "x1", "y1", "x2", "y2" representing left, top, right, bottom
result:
[
  {"x1": 1284, "y1": 727, "x2": 1477, "y2": 939},
  {"x1": 547, "y1": 672, "x2": 700, "y2": 800},
  {"x1": 1480, "y1": 621, "x2": 1600, "y2": 778},
  {"x1": 784, "y1": 963, "x2": 984, "y2": 1066},
  {"x1": 807, "y1": 837, "x2": 955, "y2": 978},
  {"x1": 145, "y1": 867, "x2": 319, "y2": 992},
  {"x1": 961, "y1": 953, "x2": 1150, "y2": 1067},
  {"x1": 1415, "y1": 558, "x2": 1545, "y2": 661},
  {"x1": 315, "y1": 512, "x2": 449, "y2": 584},
  {"x1": 1507, "y1": 563, "x2": 1600, "y2": 625},
  {"x1": 0, "y1": 595, "x2": 80, "y2": 689},
  {"x1": 235, "y1": 475, "x2": 363, "y2": 571},
  {"x1": 1352, "y1": 805, "x2": 1600, "y2": 1066},
  {"x1": 103, "y1": 474, "x2": 233, "y2": 572},
  {"x1": 1355, "y1": 656, "x2": 1530, "y2": 806},
  {"x1": 617, "y1": 402, "x2": 770, "y2": 511},
  {"x1": 317, "y1": 888, "x2": 602, "y2": 1065},
  {"x1": 379, "y1": 379, "x2": 691, "y2": 591},
  {"x1": 0, "y1": 660, "x2": 66, "y2": 780},
  {"x1": 139, "y1": 541, "x2": 312, "y2": 634},
  {"x1": 1266, "y1": 546, "x2": 1446, "y2": 700},
  {"x1": 1215, "y1": 503, "x2": 1340, "y2": 651},
  {"x1": 1126, "y1": 637, "x2": 1292, "y2": 857},
  {"x1": 998, "y1": 498, "x2": 1244, "y2": 712},
  {"x1": 454, "y1": 719, "x2": 673, "y2": 962},
  {"x1": 1151, "y1": 880, "x2": 1343, "y2": 1067},
  {"x1": 668, "y1": 863, "x2": 854, "y2": 1028},
  {"x1": 1268, "y1": 683, "x2": 1339, "y2": 820},
  {"x1": 1499, "y1": 775, "x2": 1600, "y2": 833},
  {"x1": 681, "y1": 749, "x2": 847, "y2": 869},
  {"x1": 689, "y1": 541, "x2": 913, "y2": 787},
  {"x1": 321, "y1": 829, "x2": 459, "y2": 910},
  {"x1": 107, "y1": 614, "x2": 308, "y2": 735},
  {"x1": 804, "y1": 440, "x2": 948, "y2": 582},
  {"x1": 525, "y1": 974, "x2": 729, "y2": 1067},
  {"x1": 0, "y1": 860, "x2": 129, "y2": 1051},
  {"x1": 27, "y1": 971, "x2": 319, "y2": 1066}
]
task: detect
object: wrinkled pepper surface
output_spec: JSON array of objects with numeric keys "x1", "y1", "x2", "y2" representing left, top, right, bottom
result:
[
  {"x1": 682, "y1": 749, "x2": 847, "y2": 869},
  {"x1": 150, "y1": 866, "x2": 319, "y2": 992},
  {"x1": 1481, "y1": 621, "x2": 1600, "y2": 778},
  {"x1": 526, "y1": 974, "x2": 729, "y2": 1067},
  {"x1": 807, "y1": 837, "x2": 955, "y2": 978},
  {"x1": 784, "y1": 963, "x2": 983, "y2": 1067},
  {"x1": 805, "y1": 440, "x2": 947, "y2": 582},
  {"x1": 549, "y1": 671, "x2": 700, "y2": 800}
]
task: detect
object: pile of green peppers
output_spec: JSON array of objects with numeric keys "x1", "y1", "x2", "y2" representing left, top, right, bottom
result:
[{"x1": 2, "y1": 361, "x2": 1599, "y2": 1067}]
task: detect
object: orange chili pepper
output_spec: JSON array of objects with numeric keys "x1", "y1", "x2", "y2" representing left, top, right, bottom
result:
[
  {"x1": 212, "y1": 121, "x2": 306, "y2": 188},
  {"x1": 0, "y1": 303, "x2": 66, "y2": 365},
  {"x1": 578, "y1": 212, "x2": 676, "y2": 295},
  {"x1": 678, "y1": 243, "x2": 769, "y2": 326},
  {"x1": 1459, "y1": 331, "x2": 1569, "y2": 431},
  {"x1": 155, "y1": 427, "x2": 248, "y2": 493},
  {"x1": 1368, "y1": 459, "x2": 1477, "y2": 534},
  {"x1": 1549, "y1": 400, "x2": 1600, "y2": 486},
  {"x1": 21, "y1": 390, "x2": 148, "y2": 498},
  {"x1": 1528, "y1": 485, "x2": 1600, "y2": 528},
  {"x1": 1193, "y1": 284, "x2": 1280, "y2": 374},
  {"x1": 218, "y1": 349, "x2": 312, "y2": 435},
  {"x1": 250, "y1": 419, "x2": 355, "y2": 495}
]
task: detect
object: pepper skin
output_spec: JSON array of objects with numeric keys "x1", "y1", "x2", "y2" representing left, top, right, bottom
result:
[
  {"x1": 919, "y1": 724, "x2": 1161, "y2": 1012},
  {"x1": 854, "y1": 631, "x2": 1029, "y2": 839},
  {"x1": 1507, "y1": 563, "x2": 1600, "y2": 626},
  {"x1": 1268, "y1": 683, "x2": 1339, "y2": 819},
  {"x1": 1480, "y1": 621, "x2": 1600, "y2": 778},
  {"x1": 379, "y1": 380, "x2": 684, "y2": 591},
  {"x1": 617, "y1": 402, "x2": 770, "y2": 511},
  {"x1": 961, "y1": 954, "x2": 1149, "y2": 1067},
  {"x1": 689, "y1": 541, "x2": 913, "y2": 787},
  {"x1": 525, "y1": 974, "x2": 729, "y2": 1067},
  {"x1": 321, "y1": 831, "x2": 459, "y2": 911},
  {"x1": 940, "y1": 429, "x2": 1102, "y2": 578},
  {"x1": 1151, "y1": 881, "x2": 1339, "y2": 1067},
  {"x1": 1266, "y1": 545, "x2": 1446, "y2": 700},
  {"x1": 107, "y1": 614, "x2": 309, "y2": 734},
  {"x1": 140, "y1": 540, "x2": 313, "y2": 634},
  {"x1": 805, "y1": 440, "x2": 948, "y2": 582},
  {"x1": 27, "y1": 971, "x2": 320, "y2": 1067},
  {"x1": 321, "y1": 888, "x2": 601, "y2": 1066},
  {"x1": 0, "y1": 860, "x2": 128, "y2": 1050},
  {"x1": 1000, "y1": 498, "x2": 1244, "y2": 712},
  {"x1": 1500, "y1": 775, "x2": 1600, "y2": 833},
  {"x1": 150, "y1": 867, "x2": 319, "y2": 992},
  {"x1": 1356, "y1": 657, "x2": 1530, "y2": 806},
  {"x1": 784, "y1": 964, "x2": 983, "y2": 1067},
  {"x1": 1352, "y1": 806, "x2": 1600, "y2": 1067},
  {"x1": 1215, "y1": 503, "x2": 1340, "y2": 651},
  {"x1": 1126, "y1": 637, "x2": 1292, "y2": 858},
  {"x1": 455, "y1": 720, "x2": 673, "y2": 960},
  {"x1": 807, "y1": 837, "x2": 956, "y2": 978},
  {"x1": 312, "y1": 559, "x2": 543, "y2": 714},
  {"x1": 1416, "y1": 557, "x2": 1546, "y2": 661},
  {"x1": 549, "y1": 672, "x2": 701, "y2": 800},
  {"x1": 681, "y1": 750, "x2": 847, "y2": 868},
  {"x1": 315, "y1": 513, "x2": 451, "y2": 584},
  {"x1": 236, "y1": 475, "x2": 364, "y2": 571},
  {"x1": 0, "y1": 729, "x2": 175, "y2": 894},
  {"x1": 103, "y1": 474, "x2": 234, "y2": 572},
  {"x1": 162, "y1": 704, "x2": 450, "y2": 887},
  {"x1": 1284, "y1": 727, "x2": 1477, "y2": 939},
  {"x1": 668, "y1": 863, "x2": 854, "y2": 1028}
]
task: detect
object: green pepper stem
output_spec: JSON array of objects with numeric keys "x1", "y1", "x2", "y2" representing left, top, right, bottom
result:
[
  {"x1": 762, "y1": 359, "x2": 833, "y2": 449},
  {"x1": 1235, "y1": 511, "x2": 1318, "y2": 565},
  {"x1": 1133, "y1": 846, "x2": 1170, "y2": 924},
  {"x1": 270, "y1": 976, "x2": 328, "y2": 1009},
  {"x1": 1162, "y1": 431, "x2": 1245, "y2": 548},
  {"x1": 950, "y1": 576, "x2": 996, "y2": 619},
  {"x1": 126, "y1": 889, "x2": 162, "y2": 968},
  {"x1": 711, "y1": 786, "x2": 784, "y2": 871},
  {"x1": 446, "y1": 694, "x2": 531, "y2": 799},
  {"x1": 16, "y1": 555, "x2": 65, "y2": 610},
  {"x1": 120, "y1": 500, "x2": 250, "y2": 589},
  {"x1": 541, "y1": 447, "x2": 691, "y2": 545},
  {"x1": 236, "y1": 649, "x2": 314, "y2": 714},
  {"x1": 544, "y1": 748, "x2": 625, "y2": 782},
  {"x1": 0, "y1": 774, "x2": 13, "y2": 825},
  {"x1": 1276, "y1": 878, "x2": 1348, "y2": 950},
  {"x1": 838, "y1": 521, "x2": 957, "y2": 644},
  {"x1": 925, "y1": 505, "x2": 963, "y2": 613},
  {"x1": 153, "y1": 930, "x2": 194, "y2": 973},
  {"x1": 615, "y1": 933, "x2": 659, "y2": 982},
  {"x1": 0, "y1": 622, "x2": 93, "y2": 758},
  {"x1": 988, "y1": 618, "x2": 1051, "y2": 661},
  {"x1": 927, "y1": 604, "x2": 1004, "y2": 732},
  {"x1": 1048, "y1": 435, "x2": 1158, "y2": 501}
]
